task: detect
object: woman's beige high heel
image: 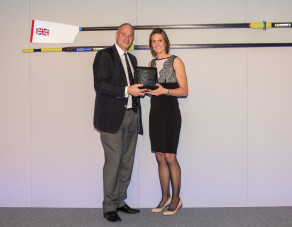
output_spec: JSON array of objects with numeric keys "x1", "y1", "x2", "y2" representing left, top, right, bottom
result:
[
  {"x1": 151, "y1": 197, "x2": 172, "y2": 213},
  {"x1": 163, "y1": 199, "x2": 182, "y2": 216}
]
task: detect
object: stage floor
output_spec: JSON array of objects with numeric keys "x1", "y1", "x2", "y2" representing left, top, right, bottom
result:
[{"x1": 1, "y1": 207, "x2": 292, "y2": 227}]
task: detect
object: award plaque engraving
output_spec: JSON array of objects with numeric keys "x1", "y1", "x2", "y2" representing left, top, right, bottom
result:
[{"x1": 135, "y1": 66, "x2": 158, "y2": 90}]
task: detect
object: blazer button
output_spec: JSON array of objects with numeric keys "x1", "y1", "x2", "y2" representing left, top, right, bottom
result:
[{"x1": 124, "y1": 105, "x2": 127, "y2": 108}]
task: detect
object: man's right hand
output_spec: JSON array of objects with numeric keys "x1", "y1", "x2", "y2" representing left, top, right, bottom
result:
[{"x1": 128, "y1": 84, "x2": 147, "y2": 97}]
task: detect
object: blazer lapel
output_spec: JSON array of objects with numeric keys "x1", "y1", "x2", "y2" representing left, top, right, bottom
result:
[{"x1": 112, "y1": 45, "x2": 127, "y2": 85}]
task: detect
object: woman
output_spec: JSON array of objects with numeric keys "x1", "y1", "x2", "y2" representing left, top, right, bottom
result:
[{"x1": 147, "y1": 28, "x2": 188, "y2": 216}]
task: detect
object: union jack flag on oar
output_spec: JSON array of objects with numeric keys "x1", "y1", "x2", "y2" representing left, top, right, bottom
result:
[{"x1": 36, "y1": 28, "x2": 50, "y2": 36}]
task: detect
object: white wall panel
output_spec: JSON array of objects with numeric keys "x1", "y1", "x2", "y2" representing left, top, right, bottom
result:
[
  {"x1": 246, "y1": 0, "x2": 292, "y2": 206},
  {"x1": 177, "y1": 48, "x2": 248, "y2": 207},
  {"x1": 0, "y1": 0, "x2": 31, "y2": 207},
  {"x1": 248, "y1": 48, "x2": 292, "y2": 206}
]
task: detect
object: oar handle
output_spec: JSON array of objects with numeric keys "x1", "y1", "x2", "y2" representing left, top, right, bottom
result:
[{"x1": 272, "y1": 22, "x2": 292, "y2": 28}]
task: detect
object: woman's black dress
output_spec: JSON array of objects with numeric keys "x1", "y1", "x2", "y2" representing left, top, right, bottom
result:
[{"x1": 150, "y1": 55, "x2": 181, "y2": 154}]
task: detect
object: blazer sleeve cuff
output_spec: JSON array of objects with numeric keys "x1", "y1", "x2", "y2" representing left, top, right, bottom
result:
[{"x1": 115, "y1": 86, "x2": 127, "y2": 100}]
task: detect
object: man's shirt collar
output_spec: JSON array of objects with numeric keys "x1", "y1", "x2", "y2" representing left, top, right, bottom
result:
[{"x1": 115, "y1": 44, "x2": 127, "y2": 57}]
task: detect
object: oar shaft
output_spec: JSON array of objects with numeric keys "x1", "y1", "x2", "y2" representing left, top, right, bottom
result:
[
  {"x1": 81, "y1": 23, "x2": 250, "y2": 31},
  {"x1": 136, "y1": 43, "x2": 292, "y2": 49},
  {"x1": 63, "y1": 46, "x2": 108, "y2": 51}
]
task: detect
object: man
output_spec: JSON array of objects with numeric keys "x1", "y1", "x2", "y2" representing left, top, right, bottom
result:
[{"x1": 93, "y1": 23, "x2": 146, "y2": 222}]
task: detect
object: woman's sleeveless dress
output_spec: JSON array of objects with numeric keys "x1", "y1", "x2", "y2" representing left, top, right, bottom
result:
[{"x1": 150, "y1": 55, "x2": 181, "y2": 154}]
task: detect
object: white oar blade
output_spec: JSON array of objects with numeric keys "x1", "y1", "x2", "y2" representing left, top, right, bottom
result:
[{"x1": 30, "y1": 20, "x2": 79, "y2": 43}]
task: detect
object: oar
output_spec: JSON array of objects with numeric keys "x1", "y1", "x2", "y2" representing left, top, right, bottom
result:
[
  {"x1": 30, "y1": 20, "x2": 292, "y2": 43},
  {"x1": 22, "y1": 43, "x2": 292, "y2": 53},
  {"x1": 22, "y1": 46, "x2": 108, "y2": 53}
]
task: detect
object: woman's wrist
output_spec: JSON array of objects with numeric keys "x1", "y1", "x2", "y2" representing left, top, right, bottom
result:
[{"x1": 166, "y1": 89, "x2": 170, "y2": 96}]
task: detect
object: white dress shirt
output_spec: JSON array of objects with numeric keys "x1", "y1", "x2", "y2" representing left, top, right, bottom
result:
[{"x1": 115, "y1": 44, "x2": 134, "y2": 109}]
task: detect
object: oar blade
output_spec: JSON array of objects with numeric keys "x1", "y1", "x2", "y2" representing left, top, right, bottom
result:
[{"x1": 30, "y1": 20, "x2": 80, "y2": 43}]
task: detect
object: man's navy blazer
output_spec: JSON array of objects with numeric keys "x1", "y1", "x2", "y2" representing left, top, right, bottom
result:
[{"x1": 93, "y1": 45, "x2": 143, "y2": 134}]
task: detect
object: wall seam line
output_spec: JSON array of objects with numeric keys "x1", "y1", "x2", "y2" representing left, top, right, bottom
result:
[
  {"x1": 28, "y1": 0, "x2": 33, "y2": 208},
  {"x1": 246, "y1": 0, "x2": 249, "y2": 207}
]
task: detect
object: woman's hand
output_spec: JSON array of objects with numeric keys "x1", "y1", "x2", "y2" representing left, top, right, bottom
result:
[{"x1": 146, "y1": 84, "x2": 167, "y2": 96}]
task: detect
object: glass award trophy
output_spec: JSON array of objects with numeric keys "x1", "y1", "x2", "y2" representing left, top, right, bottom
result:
[{"x1": 135, "y1": 67, "x2": 158, "y2": 90}]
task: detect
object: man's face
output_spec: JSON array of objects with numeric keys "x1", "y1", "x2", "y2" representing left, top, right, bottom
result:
[{"x1": 115, "y1": 25, "x2": 134, "y2": 52}]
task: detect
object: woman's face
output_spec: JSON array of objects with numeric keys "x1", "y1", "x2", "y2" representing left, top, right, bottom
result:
[{"x1": 151, "y1": 33, "x2": 166, "y2": 55}]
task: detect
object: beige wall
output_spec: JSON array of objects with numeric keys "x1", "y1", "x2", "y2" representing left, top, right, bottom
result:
[{"x1": 0, "y1": 0, "x2": 292, "y2": 207}]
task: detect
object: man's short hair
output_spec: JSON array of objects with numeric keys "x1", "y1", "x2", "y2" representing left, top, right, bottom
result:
[{"x1": 117, "y1": 23, "x2": 134, "y2": 33}]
